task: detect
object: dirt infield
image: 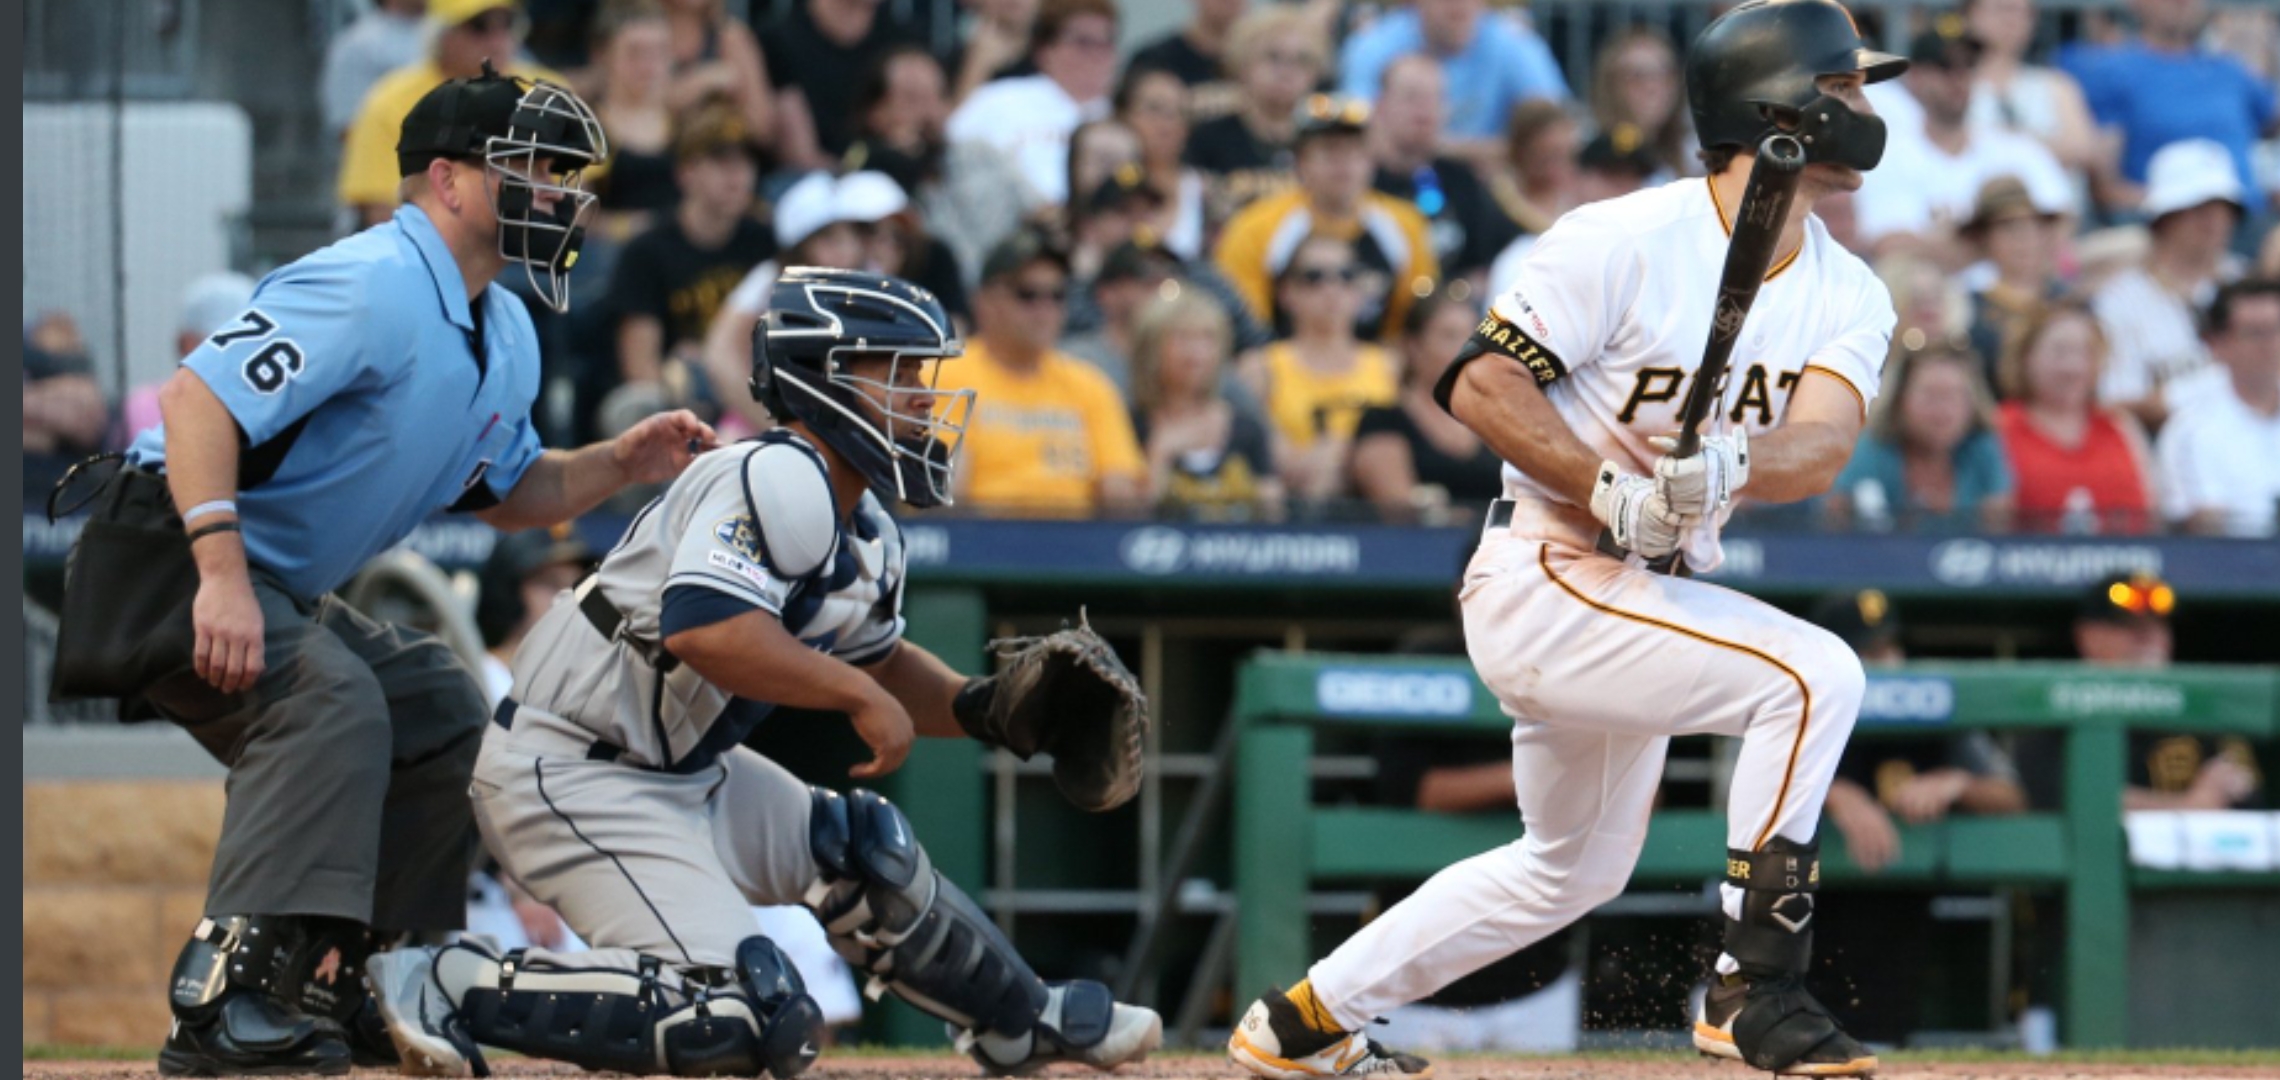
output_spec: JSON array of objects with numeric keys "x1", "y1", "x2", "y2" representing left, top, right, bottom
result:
[{"x1": 26, "y1": 1051, "x2": 2280, "y2": 1080}]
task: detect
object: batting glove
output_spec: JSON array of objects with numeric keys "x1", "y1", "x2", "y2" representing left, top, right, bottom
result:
[
  {"x1": 1651, "y1": 429, "x2": 1749, "y2": 520},
  {"x1": 1590, "y1": 461, "x2": 1690, "y2": 560}
]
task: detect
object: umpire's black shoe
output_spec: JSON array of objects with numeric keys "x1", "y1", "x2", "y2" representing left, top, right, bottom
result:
[{"x1": 158, "y1": 988, "x2": 352, "y2": 1077}]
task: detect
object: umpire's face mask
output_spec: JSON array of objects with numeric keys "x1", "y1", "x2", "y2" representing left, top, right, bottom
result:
[{"x1": 483, "y1": 82, "x2": 607, "y2": 313}]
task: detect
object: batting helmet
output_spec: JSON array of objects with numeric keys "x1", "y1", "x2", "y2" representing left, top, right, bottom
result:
[
  {"x1": 751, "y1": 268, "x2": 974, "y2": 509},
  {"x1": 1686, "y1": 0, "x2": 1907, "y2": 170}
]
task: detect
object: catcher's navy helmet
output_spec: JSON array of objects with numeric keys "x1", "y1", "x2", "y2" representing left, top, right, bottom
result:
[
  {"x1": 752, "y1": 268, "x2": 972, "y2": 509},
  {"x1": 1686, "y1": 0, "x2": 1907, "y2": 169}
]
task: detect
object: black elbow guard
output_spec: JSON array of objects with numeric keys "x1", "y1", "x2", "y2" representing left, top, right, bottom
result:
[{"x1": 1433, "y1": 311, "x2": 1571, "y2": 415}]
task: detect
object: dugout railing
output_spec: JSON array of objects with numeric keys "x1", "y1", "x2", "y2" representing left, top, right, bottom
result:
[{"x1": 1227, "y1": 653, "x2": 2280, "y2": 1050}]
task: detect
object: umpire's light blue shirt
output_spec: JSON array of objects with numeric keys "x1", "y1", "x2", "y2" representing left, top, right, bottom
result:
[{"x1": 129, "y1": 204, "x2": 546, "y2": 600}]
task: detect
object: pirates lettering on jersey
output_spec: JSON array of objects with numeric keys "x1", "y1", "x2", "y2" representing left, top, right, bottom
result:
[
  {"x1": 1616, "y1": 364, "x2": 1810, "y2": 428},
  {"x1": 1472, "y1": 312, "x2": 1569, "y2": 386}
]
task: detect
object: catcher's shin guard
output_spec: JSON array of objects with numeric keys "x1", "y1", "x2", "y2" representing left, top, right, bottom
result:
[
  {"x1": 804, "y1": 788, "x2": 1160, "y2": 1073},
  {"x1": 1695, "y1": 840, "x2": 1877, "y2": 1076},
  {"x1": 385, "y1": 938, "x2": 824, "y2": 1078}
]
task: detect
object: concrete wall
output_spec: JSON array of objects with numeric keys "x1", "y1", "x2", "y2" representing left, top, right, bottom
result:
[{"x1": 22, "y1": 780, "x2": 226, "y2": 1048}]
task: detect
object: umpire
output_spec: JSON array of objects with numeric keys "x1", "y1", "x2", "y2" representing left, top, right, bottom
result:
[{"x1": 92, "y1": 68, "x2": 712, "y2": 1076}]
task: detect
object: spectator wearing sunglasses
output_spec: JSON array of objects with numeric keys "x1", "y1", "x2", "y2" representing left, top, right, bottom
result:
[
  {"x1": 935, "y1": 227, "x2": 1146, "y2": 516},
  {"x1": 338, "y1": 0, "x2": 564, "y2": 228},
  {"x1": 945, "y1": 0, "x2": 1122, "y2": 210},
  {"x1": 1241, "y1": 233, "x2": 1400, "y2": 503},
  {"x1": 1217, "y1": 95, "x2": 1441, "y2": 347},
  {"x1": 1368, "y1": 55, "x2": 1519, "y2": 286}
]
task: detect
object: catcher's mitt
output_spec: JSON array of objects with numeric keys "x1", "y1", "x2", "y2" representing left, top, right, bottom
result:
[{"x1": 951, "y1": 612, "x2": 1148, "y2": 812}]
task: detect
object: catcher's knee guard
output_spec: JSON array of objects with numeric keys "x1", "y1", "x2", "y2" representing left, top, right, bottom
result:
[
  {"x1": 806, "y1": 788, "x2": 1049, "y2": 1039},
  {"x1": 439, "y1": 938, "x2": 824, "y2": 1077},
  {"x1": 1723, "y1": 838, "x2": 1818, "y2": 977}
]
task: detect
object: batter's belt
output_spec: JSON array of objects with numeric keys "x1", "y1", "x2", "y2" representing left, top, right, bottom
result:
[{"x1": 1482, "y1": 496, "x2": 1601, "y2": 551}]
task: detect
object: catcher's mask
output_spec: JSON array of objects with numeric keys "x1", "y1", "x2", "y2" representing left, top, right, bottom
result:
[
  {"x1": 752, "y1": 268, "x2": 974, "y2": 509},
  {"x1": 397, "y1": 61, "x2": 607, "y2": 313}
]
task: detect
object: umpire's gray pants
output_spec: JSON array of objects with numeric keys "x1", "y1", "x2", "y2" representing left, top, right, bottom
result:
[
  {"x1": 471, "y1": 705, "x2": 825, "y2": 970},
  {"x1": 174, "y1": 576, "x2": 486, "y2": 930}
]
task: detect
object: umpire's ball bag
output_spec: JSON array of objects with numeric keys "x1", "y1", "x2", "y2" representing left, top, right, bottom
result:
[{"x1": 48, "y1": 457, "x2": 241, "y2": 722}]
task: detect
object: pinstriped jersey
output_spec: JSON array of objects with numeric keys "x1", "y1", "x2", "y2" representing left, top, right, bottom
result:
[
  {"x1": 507, "y1": 434, "x2": 906, "y2": 771},
  {"x1": 1478, "y1": 179, "x2": 1895, "y2": 570}
]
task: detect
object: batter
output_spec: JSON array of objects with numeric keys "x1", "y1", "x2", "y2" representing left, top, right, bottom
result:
[{"x1": 1227, "y1": 2, "x2": 1904, "y2": 1076}]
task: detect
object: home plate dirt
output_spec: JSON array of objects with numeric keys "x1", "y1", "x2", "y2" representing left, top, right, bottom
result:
[{"x1": 24, "y1": 1053, "x2": 2280, "y2": 1080}]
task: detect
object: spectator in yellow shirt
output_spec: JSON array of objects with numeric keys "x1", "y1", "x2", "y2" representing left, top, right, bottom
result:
[
  {"x1": 1215, "y1": 93, "x2": 1439, "y2": 346},
  {"x1": 338, "y1": 0, "x2": 564, "y2": 227},
  {"x1": 1239, "y1": 233, "x2": 1399, "y2": 502},
  {"x1": 935, "y1": 228, "x2": 1146, "y2": 517}
]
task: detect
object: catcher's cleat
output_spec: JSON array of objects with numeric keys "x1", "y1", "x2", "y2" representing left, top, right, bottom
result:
[
  {"x1": 1227, "y1": 987, "x2": 1433, "y2": 1080},
  {"x1": 1694, "y1": 973, "x2": 1878, "y2": 1076},
  {"x1": 365, "y1": 947, "x2": 487, "y2": 1078},
  {"x1": 968, "y1": 981, "x2": 1165, "y2": 1076}
]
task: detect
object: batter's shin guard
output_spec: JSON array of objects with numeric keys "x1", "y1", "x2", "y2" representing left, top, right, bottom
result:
[{"x1": 1723, "y1": 838, "x2": 1819, "y2": 978}]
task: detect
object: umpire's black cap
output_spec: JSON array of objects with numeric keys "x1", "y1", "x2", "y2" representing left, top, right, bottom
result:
[{"x1": 396, "y1": 61, "x2": 597, "y2": 177}]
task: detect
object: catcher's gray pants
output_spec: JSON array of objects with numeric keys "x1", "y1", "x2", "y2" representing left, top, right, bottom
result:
[
  {"x1": 472, "y1": 703, "x2": 825, "y2": 970},
  {"x1": 175, "y1": 573, "x2": 486, "y2": 930}
]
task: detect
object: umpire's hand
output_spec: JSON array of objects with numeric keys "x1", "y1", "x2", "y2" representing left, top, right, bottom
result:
[
  {"x1": 193, "y1": 560, "x2": 265, "y2": 694},
  {"x1": 613, "y1": 410, "x2": 719, "y2": 484}
]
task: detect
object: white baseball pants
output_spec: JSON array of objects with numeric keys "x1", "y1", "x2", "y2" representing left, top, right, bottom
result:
[{"x1": 1308, "y1": 501, "x2": 1865, "y2": 1029}]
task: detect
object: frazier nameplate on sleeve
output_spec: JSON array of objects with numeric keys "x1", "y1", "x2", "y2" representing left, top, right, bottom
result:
[{"x1": 1472, "y1": 313, "x2": 1568, "y2": 386}]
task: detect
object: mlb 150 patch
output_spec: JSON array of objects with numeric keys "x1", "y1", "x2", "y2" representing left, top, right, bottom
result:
[{"x1": 714, "y1": 515, "x2": 763, "y2": 560}]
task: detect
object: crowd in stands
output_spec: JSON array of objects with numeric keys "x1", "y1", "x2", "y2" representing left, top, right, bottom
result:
[{"x1": 26, "y1": 0, "x2": 2280, "y2": 535}]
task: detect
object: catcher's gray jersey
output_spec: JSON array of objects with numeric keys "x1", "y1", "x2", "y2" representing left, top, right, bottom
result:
[{"x1": 507, "y1": 431, "x2": 906, "y2": 771}]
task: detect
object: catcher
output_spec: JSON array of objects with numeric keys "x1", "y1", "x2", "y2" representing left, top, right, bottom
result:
[{"x1": 364, "y1": 268, "x2": 1156, "y2": 1078}]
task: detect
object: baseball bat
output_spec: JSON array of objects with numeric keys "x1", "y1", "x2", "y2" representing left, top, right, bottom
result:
[{"x1": 1602, "y1": 133, "x2": 1808, "y2": 574}]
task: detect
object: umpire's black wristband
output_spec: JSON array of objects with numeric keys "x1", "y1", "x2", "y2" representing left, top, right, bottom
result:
[{"x1": 187, "y1": 520, "x2": 242, "y2": 544}]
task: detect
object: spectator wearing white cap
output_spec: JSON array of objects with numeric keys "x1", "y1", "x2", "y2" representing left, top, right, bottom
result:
[
  {"x1": 1855, "y1": 25, "x2": 2073, "y2": 264},
  {"x1": 2090, "y1": 138, "x2": 2248, "y2": 426},
  {"x1": 2155, "y1": 278, "x2": 2280, "y2": 536},
  {"x1": 120, "y1": 272, "x2": 261, "y2": 440},
  {"x1": 701, "y1": 171, "x2": 910, "y2": 437}
]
